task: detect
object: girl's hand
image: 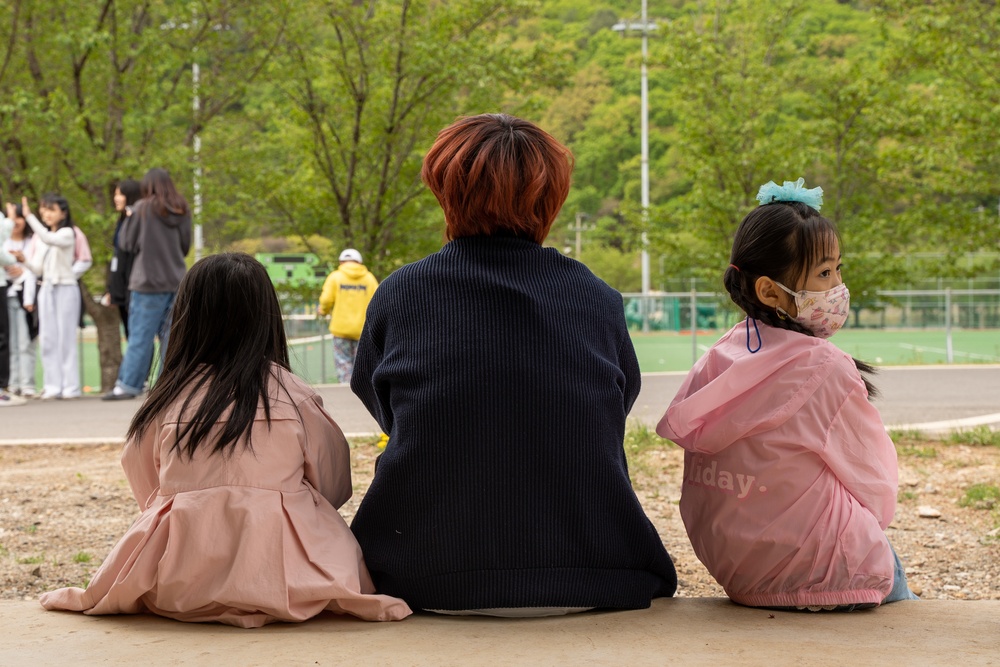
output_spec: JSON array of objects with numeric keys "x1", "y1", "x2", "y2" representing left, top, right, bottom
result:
[
  {"x1": 11, "y1": 250, "x2": 24, "y2": 262},
  {"x1": 5, "y1": 202, "x2": 15, "y2": 220},
  {"x1": 20, "y1": 197, "x2": 32, "y2": 219},
  {"x1": 6, "y1": 265, "x2": 23, "y2": 278},
  {"x1": 24, "y1": 304, "x2": 34, "y2": 313}
]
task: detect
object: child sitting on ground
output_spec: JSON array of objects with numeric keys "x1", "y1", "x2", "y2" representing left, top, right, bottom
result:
[
  {"x1": 40, "y1": 253, "x2": 411, "y2": 627},
  {"x1": 657, "y1": 179, "x2": 918, "y2": 611}
]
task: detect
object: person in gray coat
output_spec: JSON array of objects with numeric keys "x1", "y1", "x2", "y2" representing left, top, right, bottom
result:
[{"x1": 103, "y1": 168, "x2": 191, "y2": 400}]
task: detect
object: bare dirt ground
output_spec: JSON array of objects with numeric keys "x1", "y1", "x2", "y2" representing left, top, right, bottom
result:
[{"x1": 1, "y1": 435, "x2": 998, "y2": 602}]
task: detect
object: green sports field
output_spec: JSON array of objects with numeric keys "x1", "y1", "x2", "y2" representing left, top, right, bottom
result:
[
  {"x1": 56, "y1": 327, "x2": 1000, "y2": 392},
  {"x1": 631, "y1": 328, "x2": 1000, "y2": 373}
]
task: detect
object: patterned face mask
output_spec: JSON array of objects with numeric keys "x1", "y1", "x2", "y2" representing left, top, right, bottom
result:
[{"x1": 775, "y1": 282, "x2": 850, "y2": 339}]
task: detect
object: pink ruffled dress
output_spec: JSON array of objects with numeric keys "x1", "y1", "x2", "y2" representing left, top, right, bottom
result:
[{"x1": 39, "y1": 366, "x2": 411, "y2": 627}]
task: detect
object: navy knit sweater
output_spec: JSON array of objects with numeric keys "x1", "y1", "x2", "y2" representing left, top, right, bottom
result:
[{"x1": 350, "y1": 235, "x2": 677, "y2": 610}]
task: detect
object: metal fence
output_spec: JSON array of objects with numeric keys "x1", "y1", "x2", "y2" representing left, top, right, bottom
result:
[
  {"x1": 75, "y1": 289, "x2": 1000, "y2": 390},
  {"x1": 622, "y1": 288, "x2": 1000, "y2": 365},
  {"x1": 622, "y1": 288, "x2": 1000, "y2": 332}
]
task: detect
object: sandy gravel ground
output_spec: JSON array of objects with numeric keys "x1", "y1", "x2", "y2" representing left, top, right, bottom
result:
[{"x1": 1, "y1": 435, "x2": 998, "y2": 602}]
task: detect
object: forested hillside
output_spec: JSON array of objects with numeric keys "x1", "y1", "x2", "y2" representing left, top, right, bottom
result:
[{"x1": 1, "y1": 0, "x2": 997, "y2": 296}]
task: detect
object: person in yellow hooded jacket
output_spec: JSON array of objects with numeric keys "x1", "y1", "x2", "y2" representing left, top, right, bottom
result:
[{"x1": 317, "y1": 249, "x2": 378, "y2": 384}]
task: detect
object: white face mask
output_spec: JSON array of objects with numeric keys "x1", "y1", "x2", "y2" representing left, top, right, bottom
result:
[{"x1": 775, "y1": 282, "x2": 850, "y2": 339}]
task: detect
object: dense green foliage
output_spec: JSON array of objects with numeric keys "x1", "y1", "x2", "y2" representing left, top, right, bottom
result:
[{"x1": 1, "y1": 0, "x2": 997, "y2": 293}]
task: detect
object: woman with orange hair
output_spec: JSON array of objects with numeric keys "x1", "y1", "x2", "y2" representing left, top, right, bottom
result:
[{"x1": 350, "y1": 114, "x2": 676, "y2": 615}]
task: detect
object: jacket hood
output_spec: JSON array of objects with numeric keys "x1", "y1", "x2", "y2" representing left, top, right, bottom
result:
[
  {"x1": 137, "y1": 199, "x2": 189, "y2": 228},
  {"x1": 656, "y1": 322, "x2": 842, "y2": 455},
  {"x1": 161, "y1": 211, "x2": 188, "y2": 228},
  {"x1": 339, "y1": 262, "x2": 370, "y2": 279}
]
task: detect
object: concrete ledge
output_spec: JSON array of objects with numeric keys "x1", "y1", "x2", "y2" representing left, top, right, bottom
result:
[{"x1": 3, "y1": 598, "x2": 998, "y2": 666}]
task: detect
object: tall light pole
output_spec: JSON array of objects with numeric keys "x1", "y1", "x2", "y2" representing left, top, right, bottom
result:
[
  {"x1": 613, "y1": 1, "x2": 657, "y2": 332},
  {"x1": 192, "y1": 56, "x2": 203, "y2": 261},
  {"x1": 161, "y1": 17, "x2": 207, "y2": 262},
  {"x1": 572, "y1": 211, "x2": 590, "y2": 258}
]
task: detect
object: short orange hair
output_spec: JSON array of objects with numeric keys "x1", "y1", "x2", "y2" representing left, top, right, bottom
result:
[{"x1": 421, "y1": 114, "x2": 574, "y2": 244}]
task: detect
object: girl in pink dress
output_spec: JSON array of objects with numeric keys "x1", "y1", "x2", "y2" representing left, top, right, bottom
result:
[{"x1": 40, "y1": 252, "x2": 411, "y2": 627}]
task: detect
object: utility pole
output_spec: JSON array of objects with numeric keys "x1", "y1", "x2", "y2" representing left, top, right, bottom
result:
[
  {"x1": 572, "y1": 212, "x2": 590, "y2": 258},
  {"x1": 613, "y1": 1, "x2": 657, "y2": 332},
  {"x1": 161, "y1": 15, "x2": 208, "y2": 262},
  {"x1": 192, "y1": 55, "x2": 203, "y2": 262}
]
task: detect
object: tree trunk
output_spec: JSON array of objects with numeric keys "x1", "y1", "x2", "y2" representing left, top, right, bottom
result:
[{"x1": 79, "y1": 283, "x2": 122, "y2": 393}]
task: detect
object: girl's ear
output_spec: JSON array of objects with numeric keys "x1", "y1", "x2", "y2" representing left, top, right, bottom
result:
[{"x1": 755, "y1": 276, "x2": 784, "y2": 311}]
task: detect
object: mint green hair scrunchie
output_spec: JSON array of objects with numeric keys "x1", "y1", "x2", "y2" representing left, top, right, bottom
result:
[{"x1": 755, "y1": 177, "x2": 824, "y2": 211}]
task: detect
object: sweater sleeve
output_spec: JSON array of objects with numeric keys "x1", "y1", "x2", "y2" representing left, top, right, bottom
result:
[
  {"x1": 300, "y1": 393, "x2": 353, "y2": 510},
  {"x1": 23, "y1": 238, "x2": 44, "y2": 277},
  {"x1": 350, "y1": 291, "x2": 392, "y2": 434},
  {"x1": 25, "y1": 215, "x2": 74, "y2": 248},
  {"x1": 820, "y1": 384, "x2": 898, "y2": 529},
  {"x1": 619, "y1": 331, "x2": 642, "y2": 414}
]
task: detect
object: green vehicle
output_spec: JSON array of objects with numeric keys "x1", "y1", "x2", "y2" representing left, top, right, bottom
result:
[{"x1": 255, "y1": 253, "x2": 331, "y2": 287}]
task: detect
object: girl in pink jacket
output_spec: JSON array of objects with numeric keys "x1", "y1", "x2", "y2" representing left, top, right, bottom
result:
[{"x1": 657, "y1": 179, "x2": 918, "y2": 611}]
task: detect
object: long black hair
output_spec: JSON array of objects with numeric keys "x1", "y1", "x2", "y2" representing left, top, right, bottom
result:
[
  {"x1": 723, "y1": 201, "x2": 878, "y2": 397},
  {"x1": 141, "y1": 168, "x2": 188, "y2": 217},
  {"x1": 116, "y1": 179, "x2": 141, "y2": 226},
  {"x1": 126, "y1": 253, "x2": 291, "y2": 458},
  {"x1": 13, "y1": 204, "x2": 31, "y2": 238},
  {"x1": 40, "y1": 193, "x2": 74, "y2": 230}
]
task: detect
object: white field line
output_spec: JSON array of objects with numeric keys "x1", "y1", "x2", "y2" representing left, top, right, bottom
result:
[
  {"x1": 885, "y1": 412, "x2": 1000, "y2": 434},
  {"x1": 289, "y1": 335, "x2": 326, "y2": 346},
  {"x1": 898, "y1": 343, "x2": 1000, "y2": 362}
]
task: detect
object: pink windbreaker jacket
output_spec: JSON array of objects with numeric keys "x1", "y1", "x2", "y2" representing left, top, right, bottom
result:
[{"x1": 657, "y1": 321, "x2": 897, "y2": 607}]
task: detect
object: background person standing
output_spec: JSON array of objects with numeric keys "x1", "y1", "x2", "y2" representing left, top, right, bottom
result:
[
  {"x1": 103, "y1": 179, "x2": 141, "y2": 337},
  {"x1": 103, "y1": 168, "x2": 191, "y2": 401},
  {"x1": 317, "y1": 249, "x2": 377, "y2": 384},
  {"x1": 0, "y1": 207, "x2": 26, "y2": 406},
  {"x1": 3, "y1": 204, "x2": 37, "y2": 399},
  {"x1": 18, "y1": 195, "x2": 91, "y2": 401}
]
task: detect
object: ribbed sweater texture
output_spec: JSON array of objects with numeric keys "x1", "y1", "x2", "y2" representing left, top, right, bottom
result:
[{"x1": 350, "y1": 235, "x2": 677, "y2": 610}]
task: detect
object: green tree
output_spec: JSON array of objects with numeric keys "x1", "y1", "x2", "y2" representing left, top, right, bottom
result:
[
  {"x1": 213, "y1": 0, "x2": 570, "y2": 277},
  {"x1": 0, "y1": 0, "x2": 286, "y2": 389}
]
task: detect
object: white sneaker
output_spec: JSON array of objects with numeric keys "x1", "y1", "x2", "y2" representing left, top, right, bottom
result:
[{"x1": 0, "y1": 391, "x2": 28, "y2": 407}]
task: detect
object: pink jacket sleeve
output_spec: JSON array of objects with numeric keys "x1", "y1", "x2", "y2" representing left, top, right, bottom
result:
[
  {"x1": 121, "y1": 425, "x2": 162, "y2": 511},
  {"x1": 821, "y1": 385, "x2": 898, "y2": 529},
  {"x1": 300, "y1": 393, "x2": 353, "y2": 509}
]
